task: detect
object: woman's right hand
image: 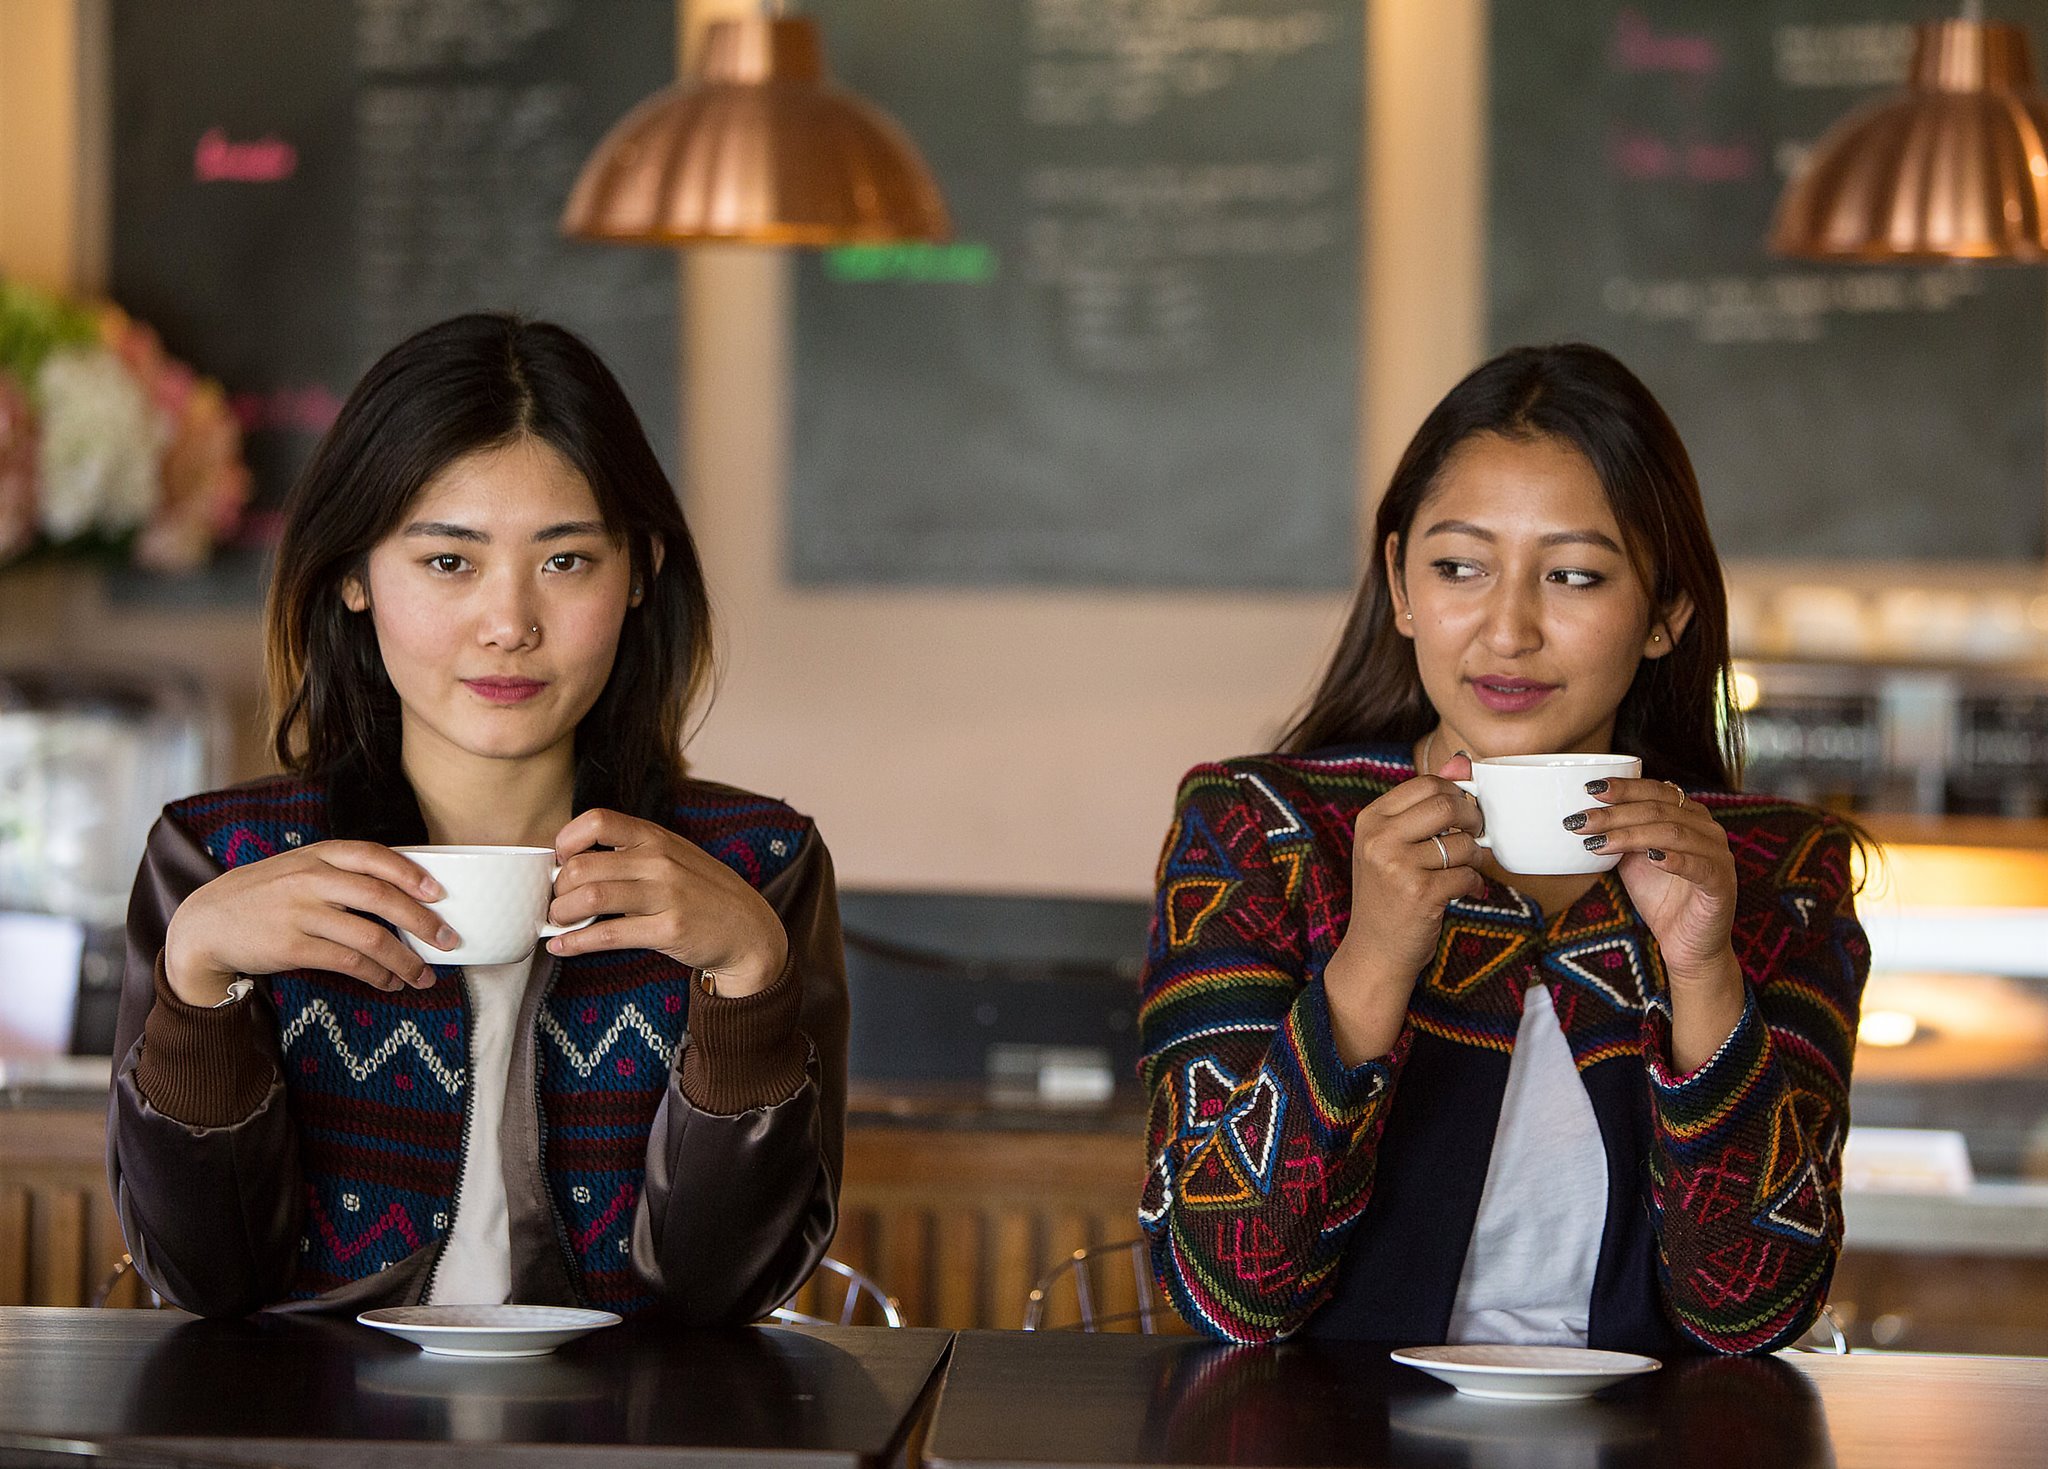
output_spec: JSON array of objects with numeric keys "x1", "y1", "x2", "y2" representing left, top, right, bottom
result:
[
  {"x1": 1322, "y1": 754, "x2": 1487, "y2": 1065},
  {"x1": 163, "y1": 842, "x2": 457, "y2": 1007}
]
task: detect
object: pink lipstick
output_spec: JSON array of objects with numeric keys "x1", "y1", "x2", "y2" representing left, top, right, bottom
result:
[
  {"x1": 1469, "y1": 675, "x2": 1557, "y2": 714},
  {"x1": 463, "y1": 677, "x2": 546, "y2": 705}
]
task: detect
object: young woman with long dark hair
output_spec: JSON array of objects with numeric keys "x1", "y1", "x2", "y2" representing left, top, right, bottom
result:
[
  {"x1": 109, "y1": 313, "x2": 846, "y2": 1321},
  {"x1": 1137, "y1": 343, "x2": 1868, "y2": 1354}
]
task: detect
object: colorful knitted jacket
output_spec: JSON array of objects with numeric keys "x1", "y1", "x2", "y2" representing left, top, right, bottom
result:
[
  {"x1": 109, "y1": 764, "x2": 847, "y2": 1321},
  {"x1": 1137, "y1": 746, "x2": 1869, "y2": 1354}
]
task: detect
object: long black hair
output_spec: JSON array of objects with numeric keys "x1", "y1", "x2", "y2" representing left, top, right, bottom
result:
[
  {"x1": 1282, "y1": 343, "x2": 1741, "y2": 789},
  {"x1": 266, "y1": 313, "x2": 712, "y2": 817}
]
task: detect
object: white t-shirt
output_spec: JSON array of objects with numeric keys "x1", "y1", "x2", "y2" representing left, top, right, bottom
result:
[
  {"x1": 1445, "y1": 983, "x2": 1609, "y2": 1346},
  {"x1": 427, "y1": 953, "x2": 543, "y2": 1306}
]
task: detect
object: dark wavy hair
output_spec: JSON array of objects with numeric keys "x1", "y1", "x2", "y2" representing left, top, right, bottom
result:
[
  {"x1": 265, "y1": 313, "x2": 712, "y2": 818},
  {"x1": 1282, "y1": 343, "x2": 1742, "y2": 789}
]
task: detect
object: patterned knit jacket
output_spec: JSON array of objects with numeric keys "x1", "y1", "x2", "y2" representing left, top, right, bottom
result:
[
  {"x1": 1137, "y1": 746, "x2": 1869, "y2": 1354},
  {"x1": 108, "y1": 766, "x2": 846, "y2": 1320}
]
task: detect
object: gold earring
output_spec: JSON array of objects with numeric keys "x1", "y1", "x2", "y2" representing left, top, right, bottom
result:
[{"x1": 1652, "y1": 632, "x2": 1662, "y2": 643}]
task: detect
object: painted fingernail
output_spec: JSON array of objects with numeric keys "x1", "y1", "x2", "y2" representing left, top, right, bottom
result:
[
  {"x1": 436, "y1": 926, "x2": 459, "y2": 948},
  {"x1": 1562, "y1": 812, "x2": 1588, "y2": 832},
  {"x1": 1584, "y1": 780, "x2": 1609, "y2": 795},
  {"x1": 1648, "y1": 848, "x2": 1667, "y2": 862},
  {"x1": 1582, "y1": 834, "x2": 1608, "y2": 851}
]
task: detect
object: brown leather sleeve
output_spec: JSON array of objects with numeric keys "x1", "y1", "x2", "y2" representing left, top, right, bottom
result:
[
  {"x1": 632, "y1": 827, "x2": 849, "y2": 1324},
  {"x1": 105, "y1": 812, "x2": 302, "y2": 1318}
]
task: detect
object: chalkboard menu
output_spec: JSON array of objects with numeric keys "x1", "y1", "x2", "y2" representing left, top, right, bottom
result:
[
  {"x1": 1491, "y1": 1, "x2": 2048, "y2": 563},
  {"x1": 108, "y1": 0, "x2": 679, "y2": 595},
  {"x1": 789, "y1": 0, "x2": 1363, "y2": 590}
]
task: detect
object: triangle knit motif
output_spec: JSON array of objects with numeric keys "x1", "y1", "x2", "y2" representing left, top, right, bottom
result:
[
  {"x1": 1221, "y1": 1071, "x2": 1286, "y2": 1194},
  {"x1": 1544, "y1": 935, "x2": 1652, "y2": 1014},
  {"x1": 1425, "y1": 921, "x2": 1529, "y2": 998},
  {"x1": 1182, "y1": 1057, "x2": 1239, "y2": 1136},
  {"x1": 1166, "y1": 878, "x2": 1236, "y2": 949}
]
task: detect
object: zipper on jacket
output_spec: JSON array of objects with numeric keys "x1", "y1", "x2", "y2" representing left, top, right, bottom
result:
[
  {"x1": 417, "y1": 967, "x2": 476, "y2": 1304},
  {"x1": 532, "y1": 951, "x2": 586, "y2": 1304}
]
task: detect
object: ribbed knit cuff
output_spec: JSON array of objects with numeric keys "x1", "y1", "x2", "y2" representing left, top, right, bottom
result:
[
  {"x1": 1285, "y1": 976, "x2": 1404, "y2": 1128},
  {"x1": 134, "y1": 953, "x2": 277, "y2": 1127},
  {"x1": 678, "y1": 954, "x2": 809, "y2": 1115},
  {"x1": 1648, "y1": 985, "x2": 1768, "y2": 1113}
]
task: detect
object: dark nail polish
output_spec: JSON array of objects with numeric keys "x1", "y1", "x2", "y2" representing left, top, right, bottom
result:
[
  {"x1": 1562, "y1": 812, "x2": 1587, "y2": 832},
  {"x1": 1584, "y1": 780, "x2": 1609, "y2": 795},
  {"x1": 1582, "y1": 834, "x2": 1608, "y2": 851},
  {"x1": 1648, "y1": 848, "x2": 1667, "y2": 862}
]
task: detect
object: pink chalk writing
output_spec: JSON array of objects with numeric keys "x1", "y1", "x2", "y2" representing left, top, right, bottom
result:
[
  {"x1": 1610, "y1": 130, "x2": 1759, "y2": 184},
  {"x1": 1610, "y1": 10, "x2": 1721, "y2": 76},
  {"x1": 232, "y1": 384, "x2": 343, "y2": 436},
  {"x1": 194, "y1": 128, "x2": 298, "y2": 183}
]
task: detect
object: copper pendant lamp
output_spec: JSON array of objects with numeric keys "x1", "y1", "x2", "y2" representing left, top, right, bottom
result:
[
  {"x1": 1771, "y1": 13, "x2": 2048, "y2": 261},
  {"x1": 561, "y1": 12, "x2": 950, "y2": 247}
]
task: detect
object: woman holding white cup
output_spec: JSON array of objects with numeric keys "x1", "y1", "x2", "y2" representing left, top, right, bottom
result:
[
  {"x1": 1137, "y1": 345, "x2": 1869, "y2": 1357},
  {"x1": 109, "y1": 315, "x2": 846, "y2": 1324}
]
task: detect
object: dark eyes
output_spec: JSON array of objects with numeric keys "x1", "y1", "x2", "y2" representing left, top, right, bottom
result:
[
  {"x1": 421, "y1": 552, "x2": 592, "y2": 575},
  {"x1": 1428, "y1": 558, "x2": 1604, "y2": 589}
]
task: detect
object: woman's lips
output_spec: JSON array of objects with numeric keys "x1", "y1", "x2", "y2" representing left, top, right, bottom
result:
[
  {"x1": 463, "y1": 677, "x2": 547, "y2": 705},
  {"x1": 1469, "y1": 676, "x2": 1558, "y2": 714}
]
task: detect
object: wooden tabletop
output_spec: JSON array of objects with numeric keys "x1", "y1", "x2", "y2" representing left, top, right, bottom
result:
[
  {"x1": 921, "y1": 1330, "x2": 2048, "y2": 1469},
  {"x1": 0, "y1": 1308, "x2": 952, "y2": 1468}
]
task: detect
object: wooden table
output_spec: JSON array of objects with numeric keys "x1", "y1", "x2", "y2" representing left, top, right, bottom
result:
[
  {"x1": 0, "y1": 1308, "x2": 952, "y2": 1467},
  {"x1": 922, "y1": 1330, "x2": 2048, "y2": 1469}
]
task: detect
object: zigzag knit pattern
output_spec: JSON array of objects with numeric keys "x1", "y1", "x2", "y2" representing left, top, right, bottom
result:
[
  {"x1": 166, "y1": 776, "x2": 811, "y2": 1314},
  {"x1": 1136, "y1": 747, "x2": 1868, "y2": 1351}
]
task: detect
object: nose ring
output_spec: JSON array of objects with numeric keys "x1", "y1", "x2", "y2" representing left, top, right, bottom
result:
[{"x1": 529, "y1": 624, "x2": 539, "y2": 636}]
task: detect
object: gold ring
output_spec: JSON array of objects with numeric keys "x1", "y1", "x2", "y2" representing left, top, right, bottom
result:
[
  {"x1": 1430, "y1": 834, "x2": 1450, "y2": 870},
  {"x1": 1663, "y1": 780, "x2": 1686, "y2": 808}
]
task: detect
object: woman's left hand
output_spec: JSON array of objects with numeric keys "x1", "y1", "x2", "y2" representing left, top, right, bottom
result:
[
  {"x1": 545, "y1": 809, "x2": 789, "y2": 996},
  {"x1": 1574, "y1": 777, "x2": 1738, "y2": 986}
]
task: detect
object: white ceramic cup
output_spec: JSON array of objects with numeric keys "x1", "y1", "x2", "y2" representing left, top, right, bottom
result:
[
  {"x1": 1452, "y1": 754, "x2": 1643, "y2": 876},
  {"x1": 394, "y1": 845, "x2": 594, "y2": 967}
]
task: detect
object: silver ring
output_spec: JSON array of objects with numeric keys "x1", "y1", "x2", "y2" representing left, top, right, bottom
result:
[{"x1": 1430, "y1": 834, "x2": 1450, "y2": 870}]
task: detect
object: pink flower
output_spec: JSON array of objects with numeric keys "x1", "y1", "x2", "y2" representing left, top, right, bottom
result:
[
  {"x1": 134, "y1": 378, "x2": 250, "y2": 572},
  {"x1": 0, "y1": 373, "x2": 36, "y2": 562}
]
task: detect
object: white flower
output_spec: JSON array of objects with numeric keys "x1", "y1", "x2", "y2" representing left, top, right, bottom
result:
[{"x1": 33, "y1": 346, "x2": 167, "y2": 542}]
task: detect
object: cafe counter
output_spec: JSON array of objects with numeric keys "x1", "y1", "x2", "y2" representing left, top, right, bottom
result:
[{"x1": 1, "y1": 1307, "x2": 2045, "y2": 1469}]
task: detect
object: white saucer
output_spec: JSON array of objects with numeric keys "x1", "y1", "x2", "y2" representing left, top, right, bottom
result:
[
  {"x1": 357, "y1": 1304, "x2": 623, "y2": 1358},
  {"x1": 1389, "y1": 1344, "x2": 1662, "y2": 1401}
]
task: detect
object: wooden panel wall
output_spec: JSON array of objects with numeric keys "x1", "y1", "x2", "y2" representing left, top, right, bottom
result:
[
  {"x1": 792, "y1": 1124, "x2": 1162, "y2": 1332},
  {"x1": 0, "y1": 1107, "x2": 138, "y2": 1308}
]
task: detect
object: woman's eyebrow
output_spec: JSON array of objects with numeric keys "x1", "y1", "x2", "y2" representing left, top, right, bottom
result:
[
  {"x1": 533, "y1": 520, "x2": 609, "y2": 543},
  {"x1": 399, "y1": 520, "x2": 609, "y2": 543},
  {"x1": 1421, "y1": 519, "x2": 1622, "y2": 553},
  {"x1": 403, "y1": 521, "x2": 487, "y2": 542}
]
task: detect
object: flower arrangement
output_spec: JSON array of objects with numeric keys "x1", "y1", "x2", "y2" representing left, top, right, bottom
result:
[{"x1": 0, "y1": 277, "x2": 250, "y2": 573}]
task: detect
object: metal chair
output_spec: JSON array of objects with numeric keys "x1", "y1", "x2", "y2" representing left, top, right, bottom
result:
[
  {"x1": 92, "y1": 1253, "x2": 164, "y2": 1310},
  {"x1": 769, "y1": 1255, "x2": 903, "y2": 1328},
  {"x1": 1023, "y1": 1237, "x2": 1187, "y2": 1333},
  {"x1": 1791, "y1": 1301, "x2": 1851, "y2": 1354}
]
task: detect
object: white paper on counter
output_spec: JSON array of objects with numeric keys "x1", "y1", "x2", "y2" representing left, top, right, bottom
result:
[
  {"x1": 0, "y1": 910, "x2": 85, "y2": 1058},
  {"x1": 1842, "y1": 1126, "x2": 1975, "y2": 1195},
  {"x1": 1861, "y1": 907, "x2": 2048, "y2": 979}
]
